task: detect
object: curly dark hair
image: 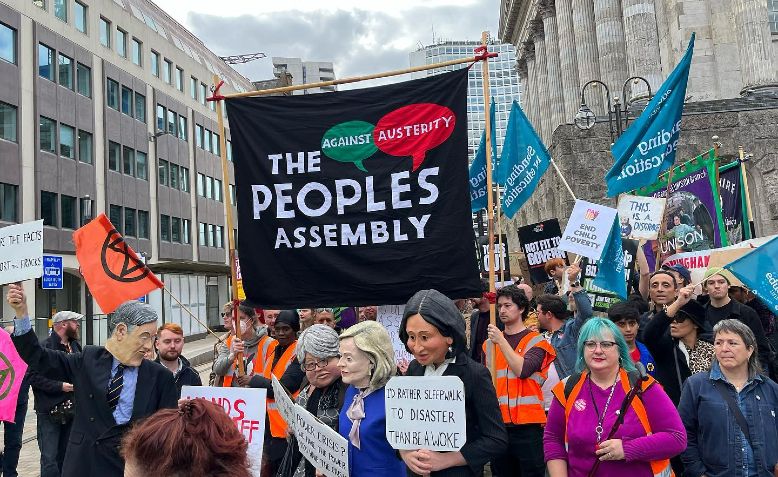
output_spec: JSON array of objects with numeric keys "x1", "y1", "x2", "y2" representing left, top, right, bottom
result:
[{"x1": 496, "y1": 285, "x2": 530, "y2": 320}]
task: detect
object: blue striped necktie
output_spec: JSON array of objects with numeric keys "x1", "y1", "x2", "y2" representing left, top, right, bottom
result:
[{"x1": 106, "y1": 364, "x2": 125, "y2": 411}]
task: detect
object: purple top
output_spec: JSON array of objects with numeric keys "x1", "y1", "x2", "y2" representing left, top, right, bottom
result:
[{"x1": 543, "y1": 375, "x2": 686, "y2": 477}]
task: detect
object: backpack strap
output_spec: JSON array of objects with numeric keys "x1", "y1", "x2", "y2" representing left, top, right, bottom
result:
[{"x1": 564, "y1": 372, "x2": 582, "y2": 400}]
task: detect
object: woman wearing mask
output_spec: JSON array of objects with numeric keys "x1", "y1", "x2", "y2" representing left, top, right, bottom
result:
[
  {"x1": 399, "y1": 289, "x2": 507, "y2": 476},
  {"x1": 338, "y1": 321, "x2": 405, "y2": 476}
]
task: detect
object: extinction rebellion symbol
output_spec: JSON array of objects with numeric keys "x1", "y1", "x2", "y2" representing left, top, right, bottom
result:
[
  {"x1": 0, "y1": 352, "x2": 15, "y2": 400},
  {"x1": 100, "y1": 228, "x2": 150, "y2": 283}
]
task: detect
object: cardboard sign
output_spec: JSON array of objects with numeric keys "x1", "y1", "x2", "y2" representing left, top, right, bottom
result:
[
  {"x1": 377, "y1": 305, "x2": 414, "y2": 365},
  {"x1": 181, "y1": 386, "x2": 267, "y2": 477},
  {"x1": 476, "y1": 234, "x2": 511, "y2": 280},
  {"x1": 617, "y1": 195, "x2": 666, "y2": 240},
  {"x1": 271, "y1": 375, "x2": 296, "y2": 432},
  {"x1": 558, "y1": 200, "x2": 618, "y2": 261},
  {"x1": 294, "y1": 404, "x2": 349, "y2": 477},
  {"x1": 384, "y1": 376, "x2": 467, "y2": 451},
  {"x1": 0, "y1": 220, "x2": 44, "y2": 286},
  {"x1": 518, "y1": 219, "x2": 565, "y2": 285}
]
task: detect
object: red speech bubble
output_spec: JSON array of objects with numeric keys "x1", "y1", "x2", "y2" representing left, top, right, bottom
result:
[{"x1": 373, "y1": 103, "x2": 456, "y2": 171}]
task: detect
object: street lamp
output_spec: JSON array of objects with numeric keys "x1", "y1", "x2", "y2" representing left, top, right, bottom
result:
[{"x1": 574, "y1": 77, "x2": 653, "y2": 142}]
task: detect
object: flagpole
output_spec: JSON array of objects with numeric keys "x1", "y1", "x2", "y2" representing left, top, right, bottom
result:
[
  {"x1": 480, "y1": 31, "x2": 497, "y2": 384},
  {"x1": 496, "y1": 184, "x2": 505, "y2": 283},
  {"x1": 738, "y1": 146, "x2": 756, "y2": 238},
  {"x1": 550, "y1": 158, "x2": 577, "y2": 200},
  {"x1": 213, "y1": 74, "x2": 245, "y2": 376},
  {"x1": 163, "y1": 287, "x2": 224, "y2": 341},
  {"x1": 654, "y1": 166, "x2": 675, "y2": 271}
]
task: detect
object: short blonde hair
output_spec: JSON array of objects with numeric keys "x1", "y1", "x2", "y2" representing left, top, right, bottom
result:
[{"x1": 339, "y1": 321, "x2": 396, "y2": 390}]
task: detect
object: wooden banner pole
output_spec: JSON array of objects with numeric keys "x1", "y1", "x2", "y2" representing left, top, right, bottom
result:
[
  {"x1": 163, "y1": 286, "x2": 223, "y2": 342},
  {"x1": 550, "y1": 158, "x2": 577, "y2": 201},
  {"x1": 496, "y1": 184, "x2": 505, "y2": 284},
  {"x1": 739, "y1": 146, "x2": 756, "y2": 239},
  {"x1": 654, "y1": 166, "x2": 675, "y2": 271}
]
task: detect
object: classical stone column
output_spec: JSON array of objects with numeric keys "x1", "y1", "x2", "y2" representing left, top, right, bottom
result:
[
  {"x1": 732, "y1": 0, "x2": 778, "y2": 95},
  {"x1": 621, "y1": 0, "x2": 662, "y2": 102},
  {"x1": 555, "y1": 0, "x2": 581, "y2": 120},
  {"x1": 540, "y1": 1, "x2": 567, "y2": 139},
  {"x1": 522, "y1": 43, "x2": 541, "y2": 133},
  {"x1": 571, "y1": 0, "x2": 604, "y2": 115},
  {"x1": 593, "y1": 0, "x2": 629, "y2": 101},
  {"x1": 532, "y1": 19, "x2": 552, "y2": 143}
]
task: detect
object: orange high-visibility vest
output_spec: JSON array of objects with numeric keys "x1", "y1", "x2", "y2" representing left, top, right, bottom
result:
[
  {"x1": 264, "y1": 341, "x2": 298, "y2": 438},
  {"x1": 551, "y1": 369, "x2": 674, "y2": 477},
  {"x1": 484, "y1": 330, "x2": 556, "y2": 425},
  {"x1": 222, "y1": 334, "x2": 277, "y2": 388}
]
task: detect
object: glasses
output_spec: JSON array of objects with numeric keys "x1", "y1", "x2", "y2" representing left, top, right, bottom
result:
[
  {"x1": 301, "y1": 356, "x2": 338, "y2": 371},
  {"x1": 583, "y1": 340, "x2": 618, "y2": 351}
]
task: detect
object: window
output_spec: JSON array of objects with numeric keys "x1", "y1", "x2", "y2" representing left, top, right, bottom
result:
[
  {"x1": 163, "y1": 59, "x2": 172, "y2": 84},
  {"x1": 106, "y1": 78, "x2": 119, "y2": 109},
  {"x1": 156, "y1": 104, "x2": 165, "y2": 132},
  {"x1": 170, "y1": 163, "x2": 179, "y2": 189},
  {"x1": 74, "y1": 1, "x2": 87, "y2": 33},
  {"x1": 199, "y1": 222, "x2": 205, "y2": 246},
  {"x1": 39, "y1": 116, "x2": 56, "y2": 153},
  {"x1": 190, "y1": 77, "x2": 197, "y2": 100},
  {"x1": 41, "y1": 191, "x2": 58, "y2": 226},
  {"x1": 121, "y1": 86, "x2": 132, "y2": 115},
  {"x1": 195, "y1": 124, "x2": 203, "y2": 148},
  {"x1": 215, "y1": 225, "x2": 224, "y2": 248},
  {"x1": 212, "y1": 132, "x2": 220, "y2": 155},
  {"x1": 182, "y1": 219, "x2": 190, "y2": 244},
  {"x1": 131, "y1": 38, "x2": 142, "y2": 66},
  {"x1": 214, "y1": 179, "x2": 222, "y2": 202},
  {"x1": 0, "y1": 182, "x2": 18, "y2": 222},
  {"x1": 59, "y1": 123, "x2": 74, "y2": 159},
  {"x1": 54, "y1": 0, "x2": 67, "y2": 22},
  {"x1": 136, "y1": 151, "x2": 147, "y2": 180},
  {"x1": 38, "y1": 43, "x2": 55, "y2": 81},
  {"x1": 197, "y1": 173, "x2": 204, "y2": 196},
  {"x1": 166, "y1": 109, "x2": 176, "y2": 136},
  {"x1": 177, "y1": 115, "x2": 187, "y2": 141},
  {"x1": 77, "y1": 130, "x2": 92, "y2": 163},
  {"x1": 180, "y1": 166, "x2": 189, "y2": 192},
  {"x1": 108, "y1": 141, "x2": 120, "y2": 171},
  {"x1": 157, "y1": 159, "x2": 168, "y2": 186},
  {"x1": 0, "y1": 22, "x2": 16, "y2": 64},
  {"x1": 124, "y1": 208, "x2": 136, "y2": 236},
  {"x1": 134, "y1": 93, "x2": 146, "y2": 122},
  {"x1": 171, "y1": 217, "x2": 181, "y2": 242},
  {"x1": 76, "y1": 63, "x2": 91, "y2": 97},
  {"x1": 175, "y1": 67, "x2": 184, "y2": 92},
  {"x1": 771, "y1": 0, "x2": 778, "y2": 34},
  {"x1": 150, "y1": 50, "x2": 160, "y2": 77},
  {"x1": 203, "y1": 129, "x2": 211, "y2": 152},
  {"x1": 123, "y1": 146, "x2": 135, "y2": 176},
  {"x1": 61, "y1": 195, "x2": 76, "y2": 229},
  {"x1": 160, "y1": 214, "x2": 170, "y2": 241},
  {"x1": 227, "y1": 140, "x2": 232, "y2": 161},
  {"x1": 109, "y1": 205, "x2": 122, "y2": 233},
  {"x1": 205, "y1": 176, "x2": 213, "y2": 199},
  {"x1": 229, "y1": 184, "x2": 236, "y2": 205},
  {"x1": 0, "y1": 102, "x2": 17, "y2": 142},
  {"x1": 138, "y1": 210, "x2": 149, "y2": 239},
  {"x1": 116, "y1": 29, "x2": 127, "y2": 57},
  {"x1": 207, "y1": 224, "x2": 214, "y2": 247},
  {"x1": 99, "y1": 18, "x2": 110, "y2": 48},
  {"x1": 200, "y1": 83, "x2": 207, "y2": 105},
  {"x1": 57, "y1": 54, "x2": 73, "y2": 89}
]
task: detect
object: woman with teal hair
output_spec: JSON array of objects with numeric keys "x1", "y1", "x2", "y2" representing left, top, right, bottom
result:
[{"x1": 544, "y1": 318, "x2": 686, "y2": 477}]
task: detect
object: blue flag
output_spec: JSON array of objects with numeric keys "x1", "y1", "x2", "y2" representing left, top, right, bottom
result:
[
  {"x1": 499, "y1": 101, "x2": 551, "y2": 219},
  {"x1": 592, "y1": 217, "x2": 628, "y2": 300},
  {"x1": 605, "y1": 33, "x2": 695, "y2": 197},
  {"x1": 724, "y1": 236, "x2": 778, "y2": 314},
  {"x1": 468, "y1": 100, "x2": 497, "y2": 212}
]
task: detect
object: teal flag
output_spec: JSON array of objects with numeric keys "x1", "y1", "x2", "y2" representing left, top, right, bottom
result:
[
  {"x1": 592, "y1": 217, "x2": 628, "y2": 300},
  {"x1": 724, "y1": 236, "x2": 778, "y2": 313},
  {"x1": 499, "y1": 101, "x2": 550, "y2": 219},
  {"x1": 606, "y1": 33, "x2": 695, "y2": 197},
  {"x1": 468, "y1": 100, "x2": 497, "y2": 211}
]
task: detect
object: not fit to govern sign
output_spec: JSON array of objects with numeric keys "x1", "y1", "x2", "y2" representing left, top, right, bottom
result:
[
  {"x1": 226, "y1": 69, "x2": 479, "y2": 308},
  {"x1": 558, "y1": 200, "x2": 618, "y2": 261},
  {"x1": 0, "y1": 220, "x2": 43, "y2": 286},
  {"x1": 385, "y1": 376, "x2": 466, "y2": 451}
]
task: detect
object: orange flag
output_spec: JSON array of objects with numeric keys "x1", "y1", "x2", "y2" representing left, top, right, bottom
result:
[{"x1": 73, "y1": 213, "x2": 163, "y2": 314}]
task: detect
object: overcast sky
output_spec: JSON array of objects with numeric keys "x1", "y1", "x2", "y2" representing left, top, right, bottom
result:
[{"x1": 152, "y1": 0, "x2": 500, "y2": 84}]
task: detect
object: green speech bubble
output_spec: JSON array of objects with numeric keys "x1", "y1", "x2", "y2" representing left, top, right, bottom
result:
[{"x1": 321, "y1": 120, "x2": 377, "y2": 172}]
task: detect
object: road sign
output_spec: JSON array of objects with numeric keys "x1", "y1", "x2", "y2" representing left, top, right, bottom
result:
[{"x1": 41, "y1": 255, "x2": 63, "y2": 290}]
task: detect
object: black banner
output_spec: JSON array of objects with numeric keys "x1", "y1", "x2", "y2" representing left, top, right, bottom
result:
[
  {"x1": 226, "y1": 69, "x2": 480, "y2": 308},
  {"x1": 719, "y1": 162, "x2": 747, "y2": 244},
  {"x1": 580, "y1": 239, "x2": 638, "y2": 312},
  {"x1": 476, "y1": 235, "x2": 511, "y2": 281},
  {"x1": 518, "y1": 219, "x2": 565, "y2": 285}
]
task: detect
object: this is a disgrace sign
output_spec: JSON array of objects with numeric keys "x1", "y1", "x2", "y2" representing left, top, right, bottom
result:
[
  {"x1": 182, "y1": 386, "x2": 267, "y2": 477},
  {"x1": 384, "y1": 376, "x2": 466, "y2": 451},
  {"x1": 294, "y1": 404, "x2": 349, "y2": 477}
]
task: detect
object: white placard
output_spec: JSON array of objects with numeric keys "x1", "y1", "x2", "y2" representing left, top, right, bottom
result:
[
  {"x1": 377, "y1": 305, "x2": 414, "y2": 366},
  {"x1": 181, "y1": 386, "x2": 267, "y2": 477},
  {"x1": 0, "y1": 220, "x2": 44, "y2": 286},
  {"x1": 558, "y1": 200, "x2": 618, "y2": 261},
  {"x1": 384, "y1": 376, "x2": 467, "y2": 451},
  {"x1": 617, "y1": 194, "x2": 667, "y2": 240},
  {"x1": 271, "y1": 375, "x2": 297, "y2": 433},
  {"x1": 294, "y1": 404, "x2": 349, "y2": 477}
]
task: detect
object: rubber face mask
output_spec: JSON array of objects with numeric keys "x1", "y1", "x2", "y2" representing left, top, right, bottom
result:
[{"x1": 105, "y1": 321, "x2": 158, "y2": 366}]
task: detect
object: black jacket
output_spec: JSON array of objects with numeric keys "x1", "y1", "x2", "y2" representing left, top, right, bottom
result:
[
  {"x1": 28, "y1": 332, "x2": 82, "y2": 413},
  {"x1": 154, "y1": 355, "x2": 202, "y2": 396},
  {"x1": 405, "y1": 353, "x2": 507, "y2": 477},
  {"x1": 12, "y1": 329, "x2": 178, "y2": 477},
  {"x1": 642, "y1": 310, "x2": 694, "y2": 405},
  {"x1": 468, "y1": 310, "x2": 504, "y2": 357},
  {"x1": 705, "y1": 299, "x2": 771, "y2": 371}
]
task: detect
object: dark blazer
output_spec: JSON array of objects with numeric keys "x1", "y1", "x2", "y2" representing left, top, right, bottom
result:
[
  {"x1": 12, "y1": 329, "x2": 178, "y2": 477},
  {"x1": 468, "y1": 310, "x2": 504, "y2": 356},
  {"x1": 28, "y1": 332, "x2": 82, "y2": 413},
  {"x1": 405, "y1": 353, "x2": 508, "y2": 477}
]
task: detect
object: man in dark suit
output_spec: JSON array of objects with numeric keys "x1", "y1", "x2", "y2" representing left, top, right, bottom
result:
[{"x1": 6, "y1": 283, "x2": 178, "y2": 477}]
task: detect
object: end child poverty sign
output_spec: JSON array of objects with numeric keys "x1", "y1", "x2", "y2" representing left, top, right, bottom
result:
[{"x1": 227, "y1": 69, "x2": 480, "y2": 308}]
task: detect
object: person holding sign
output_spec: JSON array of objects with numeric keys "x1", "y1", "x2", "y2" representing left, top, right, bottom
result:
[
  {"x1": 399, "y1": 289, "x2": 507, "y2": 477},
  {"x1": 544, "y1": 318, "x2": 685, "y2": 477},
  {"x1": 337, "y1": 321, "x2": 405, "y2": 476},
  {"x1": 213, "y1": 302, "x2": 276, "y2": 388}
]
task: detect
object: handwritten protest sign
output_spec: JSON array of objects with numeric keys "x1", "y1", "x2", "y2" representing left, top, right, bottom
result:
[
  {"x1": 385, "y1": 376, "x2": 467, "y2": 451},
  {"x1": 0, "y1": 220, "x2": 43, "y2": 286},
  {"x1": 271, "y1": 375, "x2": 296, "y2": 432},
  {"x1": 294, "y1": 404, "x2": 349, "y2": 477},
  {"x1": 558, "y1": 200, "x2": 618, "y2": 261},
  {"x1": 182, "y1": 386, "x2": 267, "y2": 477},
  {"x1": 377, "y1": 305, "x2": 414, "y2": 365},
  {"x1": 617, "y1": 195, "x2": 666, "y2": 240},
  {"x1": 0, "y1": 332, "x2": 28, "y2": 423}
]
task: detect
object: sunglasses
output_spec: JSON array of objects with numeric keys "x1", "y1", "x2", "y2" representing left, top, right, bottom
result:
[{"x1": 672, "y1": 313, "x2": 690, "y2": 324}]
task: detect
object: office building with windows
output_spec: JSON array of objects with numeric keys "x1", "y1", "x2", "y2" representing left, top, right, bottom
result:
[
  {"x1": 0, "y1": 0, "x2": 253, "y2": 342},
  {"x1": 271, "y1": 56, "x2": 336, "y2": 94}
]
